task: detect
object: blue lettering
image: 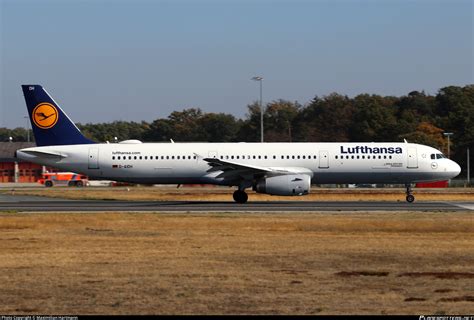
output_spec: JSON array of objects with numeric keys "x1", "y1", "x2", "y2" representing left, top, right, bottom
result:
[{"x1": 340, "y1": 145, "x2": 403, "y2": 154}]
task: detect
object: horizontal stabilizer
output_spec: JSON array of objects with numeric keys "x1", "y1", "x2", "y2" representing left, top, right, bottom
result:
[{"x1": 19, "y1": 149, "x2": 67, "y2": 159}]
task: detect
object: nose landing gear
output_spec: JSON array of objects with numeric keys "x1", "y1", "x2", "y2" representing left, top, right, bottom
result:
[
  {"x1": 233, "y1": 190, "x2": 248, "y2": 204},
  {"x1": 405, "y1": 184, "x2": 415, "y2": 203}
]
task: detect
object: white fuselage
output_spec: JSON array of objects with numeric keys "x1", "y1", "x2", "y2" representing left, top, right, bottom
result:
[{"x1": 17, "y1": 142, "x2": 461, "y2": 185}]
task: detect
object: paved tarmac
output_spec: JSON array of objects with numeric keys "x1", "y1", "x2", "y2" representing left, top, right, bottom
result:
[
  {"x1": 0, "y1": 194, "x2": 472, "y2": 212},
  {"x1": 0, "y1": 193, "x2": 74, "y2": 202}
]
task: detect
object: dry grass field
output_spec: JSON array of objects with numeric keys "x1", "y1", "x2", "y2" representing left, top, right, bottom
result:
[
  {"x1": 5, "y1": 186, "x2": 474, "y2": 202},
  {"x1": 0, "y1": 211, "x2": 473, "y2": 315}
]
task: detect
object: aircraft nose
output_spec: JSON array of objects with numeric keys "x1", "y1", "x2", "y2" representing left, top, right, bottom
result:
[{"x1": 450, "y1": 160, "x2": 461, "y2": 177}]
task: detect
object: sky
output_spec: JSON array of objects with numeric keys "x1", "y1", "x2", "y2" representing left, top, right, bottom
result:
[{"x1": 1, "y1": 0, "x2": 473, "y2": 128}]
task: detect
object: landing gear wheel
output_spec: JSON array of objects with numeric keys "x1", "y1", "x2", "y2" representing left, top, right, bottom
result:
[
  {"x1": 405, "y1": 184, "x2": 415, "y2": 203},
  {"x1": 233, "y1": 190, "x2": 248, "y2": 204}
]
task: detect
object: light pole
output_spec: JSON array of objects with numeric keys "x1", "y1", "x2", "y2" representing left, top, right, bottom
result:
[
  {"x1": 468, "y1": 148, "x2": 470, "y2": 186},
  {"x1": 24, "y1": 116, "x2": 30, "y2": 142},
  {"x1": 443, "y1": 132, "x2": 453, "y2": 158},
  {"x1": 251, "y1": 76, "x2": 264, "y2": 142}
]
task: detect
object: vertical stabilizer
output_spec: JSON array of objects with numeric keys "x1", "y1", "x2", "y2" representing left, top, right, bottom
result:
[{"x1": 21, "y1": 85, "x2": 95, "y2": 146}]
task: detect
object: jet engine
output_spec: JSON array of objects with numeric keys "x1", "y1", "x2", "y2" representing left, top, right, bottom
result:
[{"x1": 253, "y1": 174, "x2": 311, "y2": 196}]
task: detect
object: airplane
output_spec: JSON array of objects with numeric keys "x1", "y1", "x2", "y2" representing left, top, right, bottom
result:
[{"x1": 16, "y1": 85, "x2": 461, "y2": 203}]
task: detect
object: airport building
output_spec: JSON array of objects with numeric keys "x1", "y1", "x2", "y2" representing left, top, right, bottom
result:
[{"x1": 0, "y1": 142, "x2": 48, "y2": 183}]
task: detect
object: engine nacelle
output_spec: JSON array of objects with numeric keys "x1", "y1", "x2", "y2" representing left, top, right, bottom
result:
[{"x1": 253, "y1": 174, "x2": 311, "y2": 196}]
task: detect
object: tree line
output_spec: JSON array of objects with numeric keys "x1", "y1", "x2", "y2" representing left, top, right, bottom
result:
[{"x1": 2, "y1": 85, "x2": 472, "y2": 177}]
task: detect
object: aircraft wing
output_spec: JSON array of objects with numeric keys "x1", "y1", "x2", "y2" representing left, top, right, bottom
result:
[
  {"x1": 202, "y1": 157, "x2": 312, "y2": 181},
  {"x1": 203, "y1": 157, "x2": 270, "y2": 180}
]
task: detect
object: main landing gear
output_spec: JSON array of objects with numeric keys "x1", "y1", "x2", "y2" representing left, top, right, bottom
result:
[
  {"x1": 405, "y1": 184, "x2": 415, "y2": 203},
  {"x1": 233, "y1": 190, "x2": 248, "y2": 204}
]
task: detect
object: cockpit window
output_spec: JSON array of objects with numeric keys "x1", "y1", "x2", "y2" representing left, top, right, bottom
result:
[
  {"x1": 436, "y1": 153, "x2": 446, "y2": 159},
  {"x1": 430, "y1": 154, "x2": 435, "y2": 160}
]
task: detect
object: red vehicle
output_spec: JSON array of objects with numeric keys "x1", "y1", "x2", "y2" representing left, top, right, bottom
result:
[{"x1": 38, "y1": 172, "x2": 88, "y2": 187}]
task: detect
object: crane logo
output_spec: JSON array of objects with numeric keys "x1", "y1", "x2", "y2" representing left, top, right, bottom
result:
[{"x1": 32, "y1": 103, "x2": 59, "y2": 129}]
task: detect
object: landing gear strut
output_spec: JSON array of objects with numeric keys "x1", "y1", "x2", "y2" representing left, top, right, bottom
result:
[
  {"x1": 233, "y1": 190, "x2": 248, "y2": 204},
  {"x1": 405, "y1": 184, "x2": 415, "y2": 203}
]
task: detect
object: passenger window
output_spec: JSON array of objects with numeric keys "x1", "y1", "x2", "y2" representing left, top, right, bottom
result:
[
  {"x1": 273, "y1": 155, "x2": 276, "y2": 159},
  {"x1": 258, "y1": 155, "x2": 261, "y2": 159},
  {"x1": 264, "y1": 155, "x2": 267, "y2": 159},
  {"x1": 346, "y1": 155, "x2": 349, "y2": 159},
  {"x1": 286, "y1": 155, "x2": 289, "y2": 159},
  {"x1": 383, "y1": 155, "x2": 387, "y2": 159},
  {"x1": 166, "y1": 156, "x2": 169, "y2": 160},
  {"x1": 303, "y1": 155, "x2": 306, "y2": 159},
  {"x1": 362, "y1": 155, "x2": 365, "y2": 159},
  {"x1": 335, "y1": 155, "x2": 338, "y2": 159},
  {"x1": 351, "y1": 155, "x2": 354, "y2": 159},
  {"x1": 357, "y1": 156, "x2": 360, "y2": 159},
  {"x1": 378, "y1": 155, "x2": 381, "y2": 159},
  {"x1": 231, "y1": 156, "x2": 234, "y2": 159}
]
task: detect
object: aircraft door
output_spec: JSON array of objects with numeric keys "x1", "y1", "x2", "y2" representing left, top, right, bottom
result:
[
  {"x1": 319, "y1": 150, "x2": 329, "y2": 169},
  {"x1": 88, "y1": 148, "x2": 99, "y2": 169},
  {"x1": 407, "y1": 147, "x2": 418, "y2": 168}
]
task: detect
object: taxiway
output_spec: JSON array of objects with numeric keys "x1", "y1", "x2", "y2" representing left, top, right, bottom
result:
[{"x1": 0, "y1": 198, "x2": 472, "y2": 212}]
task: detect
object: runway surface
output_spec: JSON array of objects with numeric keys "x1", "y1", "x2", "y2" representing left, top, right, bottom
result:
[{"x1": 0, "y1": 194, "x2": 472, "y2": 212}]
